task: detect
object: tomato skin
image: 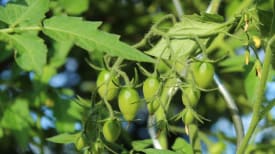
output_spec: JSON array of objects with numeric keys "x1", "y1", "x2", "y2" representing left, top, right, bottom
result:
[
  {"x1": 143, "y1": 77, "x2": 160, "y2": 101},
  {"x1": 184, "y1": 109, "x2": 194, "y2": 125},
  {"x1": 209, "y1": 142, "x2": 225, "y2": 154},
  {"x1": 96, "y1": 70, "x2": 118, "y2": 101},
  {"x1": 118, "y1": 88, "x2": 140, "y2": 121},
  {"x1": 182, "y1": 87, "x2": 200, "y2": 107},
  {"x1": 75, "y1": 135, "x2": 86, "y2": 151},
  {"x1": 191, "y1": 62, "x2": 214, "y2": 88},
  {"x1": 102, "y1": 119, "x2": 121, "y2": 142}
]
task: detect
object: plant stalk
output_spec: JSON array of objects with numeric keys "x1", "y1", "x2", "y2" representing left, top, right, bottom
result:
[{"x1": 237, "y1": 35, "x2": 275, "y2": 154}]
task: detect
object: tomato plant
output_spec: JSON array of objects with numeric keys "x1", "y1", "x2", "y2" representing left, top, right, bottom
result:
[{"x1": 0, "y1": 0, "x2": 275, "y2": 154}]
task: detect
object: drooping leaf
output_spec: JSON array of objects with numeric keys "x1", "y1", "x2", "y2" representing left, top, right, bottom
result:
[
  {"x1": 172, "y1": 137, "x2": 193, "y2": 154},
  {"x1": 47, "y1": 132, "x2": 80, "y2": 144},
  {"x1": 4, "y1": 33, "x2": 47, "y2": 74},
  {"x1": 0, "y1": 0, "x2": 49, "y2": 26},
  {"x1": 132, "y1": 139, "x2": 152, "y2": 151},
  {"x1": 43, "y1": 16, "x2": 154, "y2": 63},
  {"x1": 58, "y1": 0, "x2": 89, "y2": 15}
]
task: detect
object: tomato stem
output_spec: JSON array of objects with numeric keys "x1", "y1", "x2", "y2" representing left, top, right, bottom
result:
[{"x1": 237, "y1": 35, "x2": 275, "y2": 154}]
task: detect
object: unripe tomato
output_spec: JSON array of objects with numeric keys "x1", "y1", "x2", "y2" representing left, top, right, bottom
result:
[
  {"x1": 147, "y1": 100, "x2": 160, "y2": 115},
  {"x1": 75, "y1": 135, "x2": 86, "y2": 151},
  {"x1": 102, "y1": 119, "x2": 121, "y2": 142},
  {"x1": 184, "y1": 108, "x2": 194, "y2": 125},
  {"x1": 118, "y1": 88, "x2": 140, "y2": 121},
  {"x1": 182, "y1": 87, "x2": 200, "y2": 107},
  {"x1": 143, "y1": 77, "x2": 160, "y2": 101},
  {"x1": 156, "y1": 60, "x2": 169, "y2": 74},
  {"x1": 191, "y1": 62, "x2": 214, "y2": 88},
  {"x1": 209, "y1": 142, "x2": 225, "y2": 154},
  {"x1": 96, "y1": 70, "x2": 118, "y2": 101}
]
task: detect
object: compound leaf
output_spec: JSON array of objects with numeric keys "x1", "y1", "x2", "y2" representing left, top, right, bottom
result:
[{"x1": 43, "y1": 16, "x2": 154, "y2": 63}]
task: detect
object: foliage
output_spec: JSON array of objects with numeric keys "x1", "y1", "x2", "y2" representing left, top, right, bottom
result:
[{"x1": 0, "y1": 0, "x2": 275, "y2": 154}]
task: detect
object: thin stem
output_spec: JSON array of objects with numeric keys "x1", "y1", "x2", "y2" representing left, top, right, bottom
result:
[
  {"x1": 214, "y1": 74, "x2": 244, "y2": 147},
  {"x1": 206, "y1": 0, "x2": 221, "y2": 14},
  {"x1": 172, "y1": 0, "x2": 184, "y2": 19},
  {"x1": 103, "y1": 57, "x2": 124, "y2": 118},
  {"x1": 189, "y1": 124, "x2": 201, "y2": 154},
  {"x1": 0, "y1": 26, "x2": 42, "y2": 33},
  {"x1": 206, "y1": 0, "x2": 245, "y2": 149},
  {"x1": 147, "y1": 115, "x2": 162, "y2": 149},
  {"x1": 237, "y1": 35, "x2": 275, "y2": 154}
]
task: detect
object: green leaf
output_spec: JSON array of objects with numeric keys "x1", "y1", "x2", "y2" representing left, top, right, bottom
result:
[
  {"x1": 258, "y1": 9, "x2": 274, "y2": 37},
  {"x1": 49, "y1": 40, "x2": 74, "y2": 68},
  {"x1": 201, "y1": 12, "x2": 224, "y2": 22},
  {"x1": 146, "y1": 14, "x2": 231, "y2": 59},
  {"x1": 4, "y1": 33, "x2": 47, "y2": 74},
  {"x1": 0, "y1": 0, "x2": 49, "y2": 26},
  {"x1": 53, "y1": 96, "x2": 84, "y2": 133},
  {"x1": 47, "y1": 132, "x2": 80, "y2": 144},
  {"x1": 58, "y1": 0, "x2": 89, "y2": 15},
  {"x1": 172, "y1": 138, "x2": 193, "y2": 154},
  {"x1": 139, "y1": 148, "x2": 177, "y2": 154},
  {"x1": 271, "y1": 0, "x2": 275, "y2": 35},
  {"x1": 244, "y1": 61, "x2": 260, "y2": 102},
  {"x1": 14, "y1": 128, "x2": 30, "y2": 149},
  {"x1": 132, "y1": 139, "x2": 152, "y2": 150},
  {"x1": 218, "y1": 55, "x2": 245, "y2": 73},
  {"x1": 43, "y1": 16, "x2": 154, "y2": 63},
  {"x1": 1, "y1": 98, "x2": 33, "y2": 130}
]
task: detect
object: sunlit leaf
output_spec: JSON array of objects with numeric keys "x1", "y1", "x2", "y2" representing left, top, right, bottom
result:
[
  {"x1": 1, "y1": 98, "x2": 33, "y2": 130},
  {"x1": 172, "y1": 138, "x2": 193, "y2": 154},
  {"x1": 132, "y1": 139, "x2": 152, "y2": 150},
  {"x1": 43, "y1": 16, "x2": 154, "y2": 63},
  {"x1": 47, "y1": 132, "x2": 80, "y2": 144},
  {"x1": 58, "y1": 0, "x2": 89, "y2": 15},
  {"x1": 4, "y1": 33, "x2": 47, "y2": 74},
  {"x1": 0, "y1": 0, "x2": 49, "y2": 26}
]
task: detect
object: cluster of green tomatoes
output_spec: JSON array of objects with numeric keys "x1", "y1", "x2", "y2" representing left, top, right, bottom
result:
[{"x1": 90, "y1": 59, "x2": 215, "y2": 144}]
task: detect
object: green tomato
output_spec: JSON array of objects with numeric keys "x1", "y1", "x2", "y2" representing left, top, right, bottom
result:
[
  {"x1": 156, "y1": 60, "x2": 170, "y2": 74},
  {"x1": 75, "y1": 135, "x2": 86, "y2": 151},
  {"x1": 103, "y1": 119, "x2": 121, "y2": 142},
  {"x1": 118, "y1": 88, "x2": 140, "y2": 121},
  {"x1": 191, "y1": 62, "x2": 214, "y2": 88},
  {"x1": 182, "y1": 87, "x2": 200, "y2": 107},
  {"x1": 96, "y1": 70, "x2": 118, "y2": 101},
  {"x1": 209, "y1": 142, "x2": 226, "y2": 154},
  {"x1": 147, "y1": 100, "x2": 160, "y2": 115},
  {"x1": 143, "y1": 77, "x2": 160, "y2": 101},
  {"x1": 184, "y1": 108, "x2": 194, "y2": 125}
]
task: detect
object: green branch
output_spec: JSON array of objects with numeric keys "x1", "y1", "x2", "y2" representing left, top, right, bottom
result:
[{"x1": 237, "y1": 35, "x2": 275, "y2": 154}]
